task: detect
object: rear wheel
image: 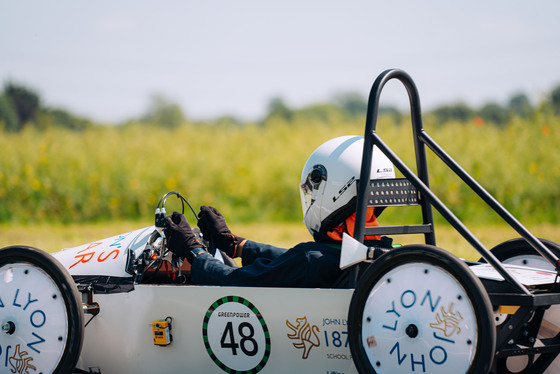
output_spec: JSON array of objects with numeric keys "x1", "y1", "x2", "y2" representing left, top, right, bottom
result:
[
  {"x1": 481, "y1": 238, "x2": 560, "y2": 269},
  {"x1": 481, "y1": 238, "x2": 560, "y2": 374},
  {"x1": 0, "y1": 246, "x2": 84, "y2": 374},
  {"x1": 348, "y1": 245, "x2": 495, "y2": 374}
]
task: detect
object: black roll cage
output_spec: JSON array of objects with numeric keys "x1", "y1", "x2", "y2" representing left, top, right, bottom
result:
[{"x1": 353, "y1": 68, "x2": 560, "y2": 297}]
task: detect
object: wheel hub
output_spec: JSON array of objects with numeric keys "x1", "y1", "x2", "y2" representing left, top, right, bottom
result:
[
  {"x1": 2, "y1": 321, "x2": 16, "y2": 335},
  {"x1": 405, "y1": 324, "x2": 418, "y2": 338}
]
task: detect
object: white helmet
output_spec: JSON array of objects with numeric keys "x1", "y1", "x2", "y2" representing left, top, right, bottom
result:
[{"x1": 299, "y1": 135, "x2": 395, "y2": 236}]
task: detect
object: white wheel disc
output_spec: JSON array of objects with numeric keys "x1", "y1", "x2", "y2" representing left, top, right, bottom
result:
[
  {"x1": 361, "y1": 262, "x2": 478, "y2": 373},
  {"x1": 1, "y1": 263, "x2": 70, "y2": 373},
  {"x1": 349, "y1": 245, "x2": 494, "y2": 374},
  {"x1": 502, "y1": 255, "x2": 552, "y2": 270},
  {"x1": 0, "y1": 246, "x2": 83, "y2": 374},
  {"x1": 485, "y1": 238, "x2": 560, "y2": 374}
]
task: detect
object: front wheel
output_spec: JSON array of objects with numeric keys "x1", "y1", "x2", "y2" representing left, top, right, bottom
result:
[
  {"x1": 0, "y1": 246, "x2": 84, "y2": 374},
  {"x1": 348, "y1": 245, "x2": 495, "y2": 374}
]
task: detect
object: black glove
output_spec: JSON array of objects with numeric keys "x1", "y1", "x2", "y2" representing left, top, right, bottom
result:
[
  {"x1": 165, "y1": 212, "x2": 206, "y2": 262},
  {"x1": 197, "y1": 206, "x2": 245, "y2": 258}
]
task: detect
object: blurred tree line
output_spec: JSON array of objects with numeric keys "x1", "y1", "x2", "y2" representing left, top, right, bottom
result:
[
  {"x1": 263, "y1": 87, "x2": 560, "y2": 127},
  {"x1": 2, "y1": 80, "x2": 560, "y2": 131},
  {"x1": 0, "y1": 83, "x2": 93, "y2": 131}
]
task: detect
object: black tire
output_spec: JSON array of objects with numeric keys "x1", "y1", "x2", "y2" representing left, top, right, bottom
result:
[
  {"x1": 348, "y1": 245, "x2": 495, "y2": 374},
  {"x1": 478, "y1": 238, "x2": 560, "y2": 270},
  {"x1": 0, "y1": 246, "x2": 84, "y2": 374},
  {"x1": 480, "y1": 238, "x2": 560, "y2": 374}
]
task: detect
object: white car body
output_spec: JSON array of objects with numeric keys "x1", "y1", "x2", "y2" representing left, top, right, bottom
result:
[
  {"x1": 52, "y1": 227, "x2": 359, "y2": 374},
  {"x1": 45, "y1": 226, "x2": 560, "y2": 374}
]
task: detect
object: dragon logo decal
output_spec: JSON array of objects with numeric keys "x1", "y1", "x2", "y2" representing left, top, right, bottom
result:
[
  {"x1": 430, "y1": 302, "x2": 464, "y2": 337},
  {"x1": 286, "y1": 316, "x2": 320, "y2": 359},
  {"x1": 9, "y1": 344, "x2": 37, "y2": 374}
]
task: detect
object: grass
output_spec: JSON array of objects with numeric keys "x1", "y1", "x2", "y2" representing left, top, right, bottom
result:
[
  {"x1": 2, "y1": 221, "x2": 559, "y2": 262},
  {"x1": 1, "y1": 111, "x2": 559, "y2": 266},
  {"x1": 1, "y1": 114, "x2": 559, "y2": 225}
]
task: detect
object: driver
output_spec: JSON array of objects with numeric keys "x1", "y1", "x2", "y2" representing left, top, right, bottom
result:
[{"x1": 165, "y1": 135, "x2": 395, "y2": 287}]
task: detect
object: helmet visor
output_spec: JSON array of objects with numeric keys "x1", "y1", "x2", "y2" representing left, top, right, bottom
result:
[
  {"x1": 300, "y1": 177, "x2": 314, "y2": 217},
  {"x1": 299, "y1": 165, "x2": 327, "y2": 218}
]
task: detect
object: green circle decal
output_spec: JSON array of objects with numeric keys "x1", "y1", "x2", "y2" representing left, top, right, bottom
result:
[{"x1": 202, "y1": 296, "x2": 271, "y2": 374}]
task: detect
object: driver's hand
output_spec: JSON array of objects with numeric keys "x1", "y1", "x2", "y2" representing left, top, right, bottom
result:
[
  {"x1": 165, "y1": 212, "x2": 206, "y2": 261},
  {"x1": 197, "y1": 206, "x2": 245, "y2": 258}
]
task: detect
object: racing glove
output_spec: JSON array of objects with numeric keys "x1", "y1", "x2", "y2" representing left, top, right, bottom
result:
[
  {"x1": 165, "y1": 212, "x2": 207, "y2": 263},
  {"x1": 197, "y1": 205, "x2": 245, "y2": 258}
]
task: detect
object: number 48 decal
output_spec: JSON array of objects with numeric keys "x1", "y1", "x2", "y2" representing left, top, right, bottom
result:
[
  {"x1": 220, "y1": 321, "x2": 258, "y2": 356},
  {"x1": 203, "y1": 296, "x2": 271, "y2": 374}
]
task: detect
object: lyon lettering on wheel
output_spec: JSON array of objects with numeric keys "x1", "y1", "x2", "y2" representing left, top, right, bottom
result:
[
  {"x1": 348, "y1": 245, "x2": 495, "y2": 374},
  {"x1": 0, "y1": 246, "x2": 83, "y2": 374},
  {"x1": 203, "y1": 296, "x2": 271, "y2": 374}
]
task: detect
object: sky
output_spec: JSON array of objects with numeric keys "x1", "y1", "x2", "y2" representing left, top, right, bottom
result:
[{"x1": 1, "y1": 1, "x2": 560, "y2": 123}]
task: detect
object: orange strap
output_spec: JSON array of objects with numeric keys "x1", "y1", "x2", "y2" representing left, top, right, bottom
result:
[{"x1": 326, "y1": 207, "x2": 381, "y2": 241}]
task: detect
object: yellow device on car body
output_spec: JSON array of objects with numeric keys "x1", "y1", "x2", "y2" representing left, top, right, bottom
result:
[{"x1": 151, "y1": 317, "x2": 173, "y2": 346}]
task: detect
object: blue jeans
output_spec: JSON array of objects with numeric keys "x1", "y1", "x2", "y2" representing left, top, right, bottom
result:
[{"x1": 191, "y1": 240, "x2": 342, "y2": 288}]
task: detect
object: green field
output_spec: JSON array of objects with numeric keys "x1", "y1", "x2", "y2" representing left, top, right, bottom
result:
[
  {"x1": 1, "y1": 115, "x2": 559, "y2": 225},
  {"x1": 0, "y1": 113, "x2": 559, "y2": 261}
]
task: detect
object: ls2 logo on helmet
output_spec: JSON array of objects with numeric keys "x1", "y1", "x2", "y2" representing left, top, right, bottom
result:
[{"x1": 332, "y1": 177, "x2": 356, "y2": 202}]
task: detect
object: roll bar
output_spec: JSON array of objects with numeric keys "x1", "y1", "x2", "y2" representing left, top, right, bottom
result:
[{"x1": 353, "y1": 68, "x2": 560, "y2": 293}]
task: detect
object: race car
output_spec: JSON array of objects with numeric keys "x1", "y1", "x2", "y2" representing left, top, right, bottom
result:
[{"x1": 2, "y1": 68, "x2": 560, "y2": 374}]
